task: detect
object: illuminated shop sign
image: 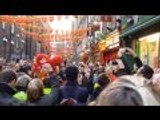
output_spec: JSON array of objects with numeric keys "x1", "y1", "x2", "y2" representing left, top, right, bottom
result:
[{"x1": 106, "y1": 30, "x2": 120, "y2": 49}]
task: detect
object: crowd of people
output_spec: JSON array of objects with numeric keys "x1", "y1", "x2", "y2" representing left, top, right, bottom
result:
[{"x1": 0, "y1": 47, "x2": 160, "y2": 106}]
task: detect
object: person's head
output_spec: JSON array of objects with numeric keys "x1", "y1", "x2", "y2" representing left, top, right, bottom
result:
[
  {"x1": 98, "y1": 73, "x2": 110, "y2": 88},
  {"x1": 93, "y1": 79, "x2": 143, "y2": 106},
  {"x1": 0, "y1": 70, "x2": 17, "y2": 88},
  {"x1": 137, "y1": 65, "x2": 154, "y2": 79},
  {"x1": 16, "y1": 74, "x2": 31, "y2": 91},
  {"x1": 19, "y1": 64, "x2": 32, "y2": 76},
  {"x1": 98, "y1": 66, "x2": 105, "y2": 74},
  {"x1": 27, "y1": 78, "x2": 44, "y2": 102},
  {"x1": 65, "y1": 66, "x2": 79, "y2": 81}
]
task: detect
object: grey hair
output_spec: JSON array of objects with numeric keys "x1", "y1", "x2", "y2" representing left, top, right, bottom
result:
[{"x1": 16, "y1": 74, "x2": 31, "y2": 88}]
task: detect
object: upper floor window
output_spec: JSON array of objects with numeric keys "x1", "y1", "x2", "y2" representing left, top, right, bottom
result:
[{"x1": 127, "y1": 15, "x2": 134, "y2": 28}]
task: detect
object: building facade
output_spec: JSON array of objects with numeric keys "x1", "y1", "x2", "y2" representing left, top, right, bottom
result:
[
  {"x1": 0, "y1": 19, "x2": 44, "y2": 61},
  {"x1": 120, "y1": 15, "x2": 160, "y2": 68}
]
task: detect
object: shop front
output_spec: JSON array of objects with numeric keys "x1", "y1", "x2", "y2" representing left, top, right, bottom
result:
[
  {"x1": 98, "y1": 39, "x2": 106, "y2": 64},
  {"x1": 78, "y1": 49, "x2": 91, "y2": 63},
  {"x1": 103, "y1": 29, "x2": 120, "y2": 62},
  {"x1": 89, "y1": 42, "x2": 100, "y2": 64},
  {"x1": 120, "y1": 16, "x2": 160, "y2": 68},
  {"x1": 136, "y1": 32, "x2": 160, "y2": 68}
]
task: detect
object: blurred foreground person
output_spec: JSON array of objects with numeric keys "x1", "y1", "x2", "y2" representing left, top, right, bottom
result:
[
  {"x1": 0, "y1": 70, "x2": 24, "y2": 106},
  {"x1": 90, "y1": 78, "x2": 143, "y2": 106},
  {"x1": 90, "y1": 65, "x2": 160, "y2": 106},
  {"x1": 148, "y1": 73, "x2": 160, "y2": 102}
]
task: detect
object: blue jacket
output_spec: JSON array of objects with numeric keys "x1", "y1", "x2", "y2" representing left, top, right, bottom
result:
[{"x1": 60, "y1": 81, "x2": 89, "y2": 104}]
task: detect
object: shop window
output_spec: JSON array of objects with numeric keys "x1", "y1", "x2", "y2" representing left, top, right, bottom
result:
[{"x1": 139, "y1": 33, "x2": 160, "y2": 68}]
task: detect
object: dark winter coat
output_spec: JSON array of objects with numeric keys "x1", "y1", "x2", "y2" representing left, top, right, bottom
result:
[
  {"x1": 27, "y1": 85, "x2": 61, "y2": 106},
  {"x1": 0, "y1": 83, "x2": 25, "y2": 106},
  {"x1": 59, "y1": 81, "x2": 89, "y2": 105}
]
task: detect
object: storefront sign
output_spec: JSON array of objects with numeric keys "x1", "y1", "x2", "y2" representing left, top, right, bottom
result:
[
  {"x1": 98, "y1": 40, "x2": 106, "y2": 52},
  {"x1": 106, "y1": 30, "x2": 120, "y2": 49},
  {"x1": 109, "y1": 42, "x2": 119, "y2": 49}
]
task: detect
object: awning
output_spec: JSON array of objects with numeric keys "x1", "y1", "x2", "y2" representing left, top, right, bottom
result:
[{"x1": 120, "y1": 16, "x2": 160, "y2": 39}]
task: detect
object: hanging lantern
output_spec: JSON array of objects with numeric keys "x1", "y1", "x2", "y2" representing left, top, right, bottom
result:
[
  {"x1": 21, "y1": 17, "x2": 26, "y2": 23},
  {"x1": 7, "y1": 16, "x2": 11, "y2": 23},
  {"x1": 42, "y1": 16, "x2": 47, "y2": 22},
  {"x1": 37, "y1": 17, "x2": 42, "y2": 22},
  {"x1": 39, "y1": 35, "x2": 42, "y2": 40},
  {"x1": 3, "y1": 16, "x2": 7, "y2": 23},
  {"x1": 32, "y1": 26, "x2": 37, "y2": 32},
  {"x1": 49, "y1": 16, "x2": 54, "y2": 22},
  {"x1": 37, "y1": 27, "x2": 41, "y2": 33},
  {"x1": 32, "y1": 17, "x2": 36, "y2": 23},
  {"x1": 25, "y1": 18, "x2": 29, "y2": 23}
]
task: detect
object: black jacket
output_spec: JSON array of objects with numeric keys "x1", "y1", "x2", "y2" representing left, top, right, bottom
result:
[
  {"x1": 114, "y1": 69, "x2": 128, "y2": 77},
  {"x1": 90, "y1": 87, "x2": 102, "y2": 102},
  {"x1": 27, "y1": 85, "x2": 61, "y2": 106},
  {"x1": 0, "y1": 83, "x2": 24, "y2": 106}
]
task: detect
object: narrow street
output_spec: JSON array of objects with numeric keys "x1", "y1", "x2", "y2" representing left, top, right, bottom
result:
[{"x1": 0, "y1": 15, "x2": 160, "y2": 106}]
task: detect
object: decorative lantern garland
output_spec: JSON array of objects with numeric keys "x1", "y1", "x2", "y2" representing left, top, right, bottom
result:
[{"x1": 0, "y1": 15, "x2": 92, "y2": 42}]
